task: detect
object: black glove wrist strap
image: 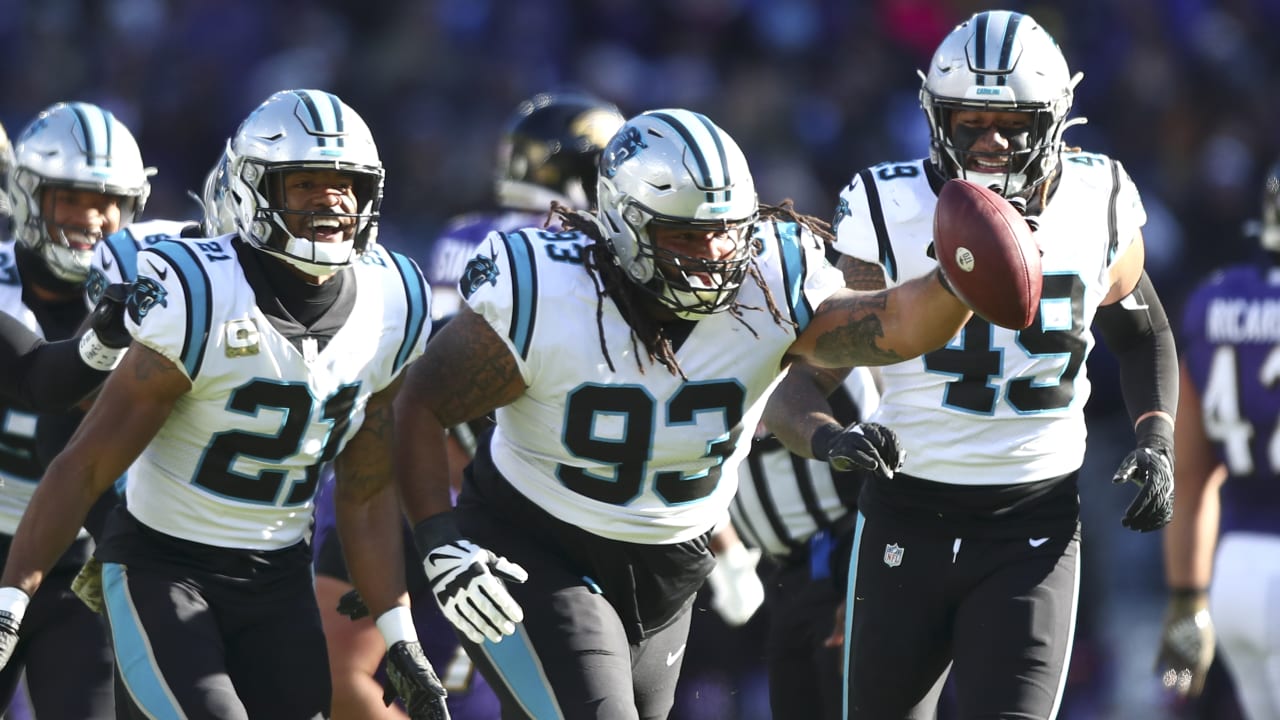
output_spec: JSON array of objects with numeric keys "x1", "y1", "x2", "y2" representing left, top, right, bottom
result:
[
  {"x1": 412, "y1": 512, "x2": 462, "y2": 559},
  {"x1": 810, "y1": 423, "x2": 844, "y2": 461},
  {"x1": 1135, "y1": 415, "x2": 1175, "y2": 452}
]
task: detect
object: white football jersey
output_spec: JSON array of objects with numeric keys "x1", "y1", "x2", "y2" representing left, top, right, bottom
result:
[
  {"x1": 463, "y1": 222, "x2": 844, "y2": 544},
  {"x1": 833, "y1": 154, "x2": 1145, "y2": 485},
  {"x1": 123, "y1": 236, "x2": 430, "y2": 550},
  {"x1": 84, "y1": 218, "x2": 197, "y2": 309},
  {"x1": 0, "y1": 241, "x2": 53, "y2": 535}
]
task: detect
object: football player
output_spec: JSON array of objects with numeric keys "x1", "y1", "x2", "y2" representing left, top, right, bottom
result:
[
  {"x1": 0, "y1": 102, "x2": 152, "y2": 719},
  {"x1": 1159, "y1": 161, "x2": 1280, "y2": 718},
  {"x1": 0, "y1": 90, "x2": 445, "y2": 719},
  {"x1": 762, "y1": 11, "x2": 1178, "y2": 718},
  {"x1": 391, "y1": 108, "x2": 1025, "y2": 718}
]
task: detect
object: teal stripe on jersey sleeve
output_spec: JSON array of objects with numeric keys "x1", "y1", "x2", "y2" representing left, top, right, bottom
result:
[
  {"x1": 480, "y1": 627, "x2": 565, "y2": 720},
  {"x1": 102, "y1": 563, "x2": 186, "y2": 717},
  {"x1": 104, "y1": 230, "x2": 141, "y2": 282},
  {"x1": 776, "y1": 221, "x2": 814, "y2": 332},
  {"x1": 145, "y1": 241, "x2": 212, "y2": 379},
  {"x1": 502, "y1": 232, "x2": 538, "y2": 360},
  {"x1": 388, "y1": 250, "x2": 429, "y2": 372}
]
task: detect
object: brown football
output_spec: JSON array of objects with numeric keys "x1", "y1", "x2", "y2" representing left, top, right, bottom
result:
[{"x1": 933, "y1": 179, "x2": 1042, "y2": 330}]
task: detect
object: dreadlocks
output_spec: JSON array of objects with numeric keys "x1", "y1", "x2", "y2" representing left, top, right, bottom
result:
[{"x1": 552, "y1": 199, "x2": 832, "y2": 378}]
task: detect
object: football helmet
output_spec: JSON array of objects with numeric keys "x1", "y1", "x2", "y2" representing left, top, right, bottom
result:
[
  {"x1": 1262, "y1": 161, "x2": 1280, "y2": 254},
  {"x1": 0, "y1": 121, "x2": 13, "y2": 218},
  {"x1": 596, "y1": 109, "x2": 758, "y2": 318},
  {"x1": 8, "y1": 102, "x2": 151, "y2": 282},
  {"x1": 200, "y1": 149, "x2": 235, "y2": 236},
  {"x1": 495, "y1": 91, "x2": 624, "y2": 211},
  {"x1": 920, "y1": 11, "x2": 1083, "y2": 197},
  {"x1": 223, "y1": 89, "x2": 384, "y2": 276}
]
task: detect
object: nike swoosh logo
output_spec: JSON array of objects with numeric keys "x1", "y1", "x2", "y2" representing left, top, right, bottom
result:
[
  {"x1": 102, "y1": 254, "x2": 113, "y2": 271},
  {"x1": 1029, "y1": 537, "x2": 1050, "y2": 548},
  {"x1": 147, "y1": 261, "x2": 168, "y2": 281},
  {"x1": 1119, "y1": 295, "x2": 1149, "y2": 311},
  {"x1": 666, "y1": 643, "x2": 686, "y2": 667}
]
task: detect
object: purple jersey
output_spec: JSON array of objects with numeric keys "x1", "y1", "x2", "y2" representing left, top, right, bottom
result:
[
  {"x1": 1180, "y1": 264, "x2": 1280, "y2": 534},
  {"x1": 312, "y1": 474, "x2": 501, "y2": 719}
]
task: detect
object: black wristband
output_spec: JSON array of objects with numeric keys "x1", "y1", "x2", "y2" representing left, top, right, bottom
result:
[
  {"x1": 411, "y1": 512, "x2": 462, "y2": 558},
  {"x1": 1169, "y1": 587, "x2": 1208, "y2": 600},
  {"x1": 1135, "y1": 415, "x2": 1175, "y2": 452},
  {"x1": 810, "y1": 423, "x2": 844, "y2": 461}
]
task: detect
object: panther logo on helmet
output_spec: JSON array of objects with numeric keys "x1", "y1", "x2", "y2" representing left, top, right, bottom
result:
[{"x1": 601, "y1": 126, "x2": 648, "y2": 180}]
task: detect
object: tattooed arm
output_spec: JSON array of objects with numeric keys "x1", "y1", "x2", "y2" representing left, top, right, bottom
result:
[
  {"x1": 335, "y1": 375, "x2": 413, "y2": 618},
  {"x1": 393, "y1": 305, "x2": 527, "y2": 526},
  {"x1": 0, "y1": 343, "x2": 189, "y2": 593},
  {"x1": 788, "y1": 266, "x2": 969, "y2": 369}
]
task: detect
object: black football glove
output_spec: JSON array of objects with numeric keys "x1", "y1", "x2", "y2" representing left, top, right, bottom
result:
[
  {"x1": 384, "y1": 640, "x2": 450, "y2": 720},
  {"x1": 1112, "y1": 418, "x2": 1175, "y2": 532},
  {"x1": 337, "y1": 588, "x2": 371, "y2": 621},
  {"x1": 88, "y1": 283, "x2": 132, "y2": 349},
  {"x1": 1155, "y1": 589, "x2": 1214, "y2": 698},
  {"x1": 813, "y1": 422, "x2": 903, "y2": 477}
]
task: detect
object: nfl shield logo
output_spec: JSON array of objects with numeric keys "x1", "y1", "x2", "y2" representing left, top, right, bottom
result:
[{"x1": 883, "y1": 543, "x2": 904, "y2": 567}]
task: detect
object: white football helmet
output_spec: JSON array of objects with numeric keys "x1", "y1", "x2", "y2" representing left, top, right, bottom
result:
[
  {"x1": 0, "y1": 121, "x2": 13, "y2": 218},
  {"x1": 200, "y1": 148, "x2": 236, "y2": 236},
  {"x1": 8, "y1": 102, "x2": 151, "y2": 282},
  {"x1": 222, "y1": 89, "x2": 384, "y2": 276},
  {"x1": 595, "y1": 109, "x2": 758, "y2": 318},
  {"x1": 920, "y1": 10, "x2": 1084, "y2": 197}
]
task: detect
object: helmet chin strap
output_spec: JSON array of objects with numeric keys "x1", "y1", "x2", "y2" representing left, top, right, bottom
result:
[{"x1": 265, "y1": 234, "x2": 356, "y2": 278}]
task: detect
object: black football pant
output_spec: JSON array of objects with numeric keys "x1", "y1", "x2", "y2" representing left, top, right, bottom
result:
[{"x1": 844, "y1": 513, "x2": 1080, "y2": 719}]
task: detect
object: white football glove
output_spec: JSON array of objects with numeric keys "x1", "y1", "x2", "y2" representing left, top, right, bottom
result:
[
  {"x1": 414, "y1": 513, "x2": 528, "y2": 645},
  {"x1": 706, "y1": 542, "x2": 764, "y2": 627}
]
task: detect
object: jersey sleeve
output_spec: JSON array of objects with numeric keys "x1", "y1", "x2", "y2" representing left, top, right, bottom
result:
[
  {"x1": 84, "y1": 229, "x2": 139, "y2": 310},
  {"x1": 1109, "y1": 160, "x2": 1147, "y2": 265},
  {"x1": 459, "y1": 231, "x2": 534, "y2": 382},
  {"x1": 832, "y1": 173, "x2": 884, "y2": 267},
  {"x1": 125, "y1": 242, "x2": 209, "y2": 381},
  {"x1": 381, "y1": 248, "x2": 432, "y2": 390}
]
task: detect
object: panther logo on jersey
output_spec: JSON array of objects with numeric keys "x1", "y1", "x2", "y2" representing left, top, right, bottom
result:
[
  {"x1": 84, "y1": 267, "x2": 108, "y2": 306},
  {"x1": 601, "y1": 126, "x2": 647, "y2": 179},
  {"x1": 127, "y1": 276, "x2": 168, "y2": 324},
  {"x1": 460, "y1": 243, "x2": 501, "y2": 300},
  {"x1": 832, "y1": 196, "x2": 851, "y2": 231}
]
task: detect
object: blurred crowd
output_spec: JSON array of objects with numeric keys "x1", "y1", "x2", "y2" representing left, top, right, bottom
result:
[{"x1": 0, "y1": 0, "x2": 1274, "y2": 717}]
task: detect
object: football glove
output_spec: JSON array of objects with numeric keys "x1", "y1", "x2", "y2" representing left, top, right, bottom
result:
[
  {"x1": 0, "y1": 588, "x2": 29, "y2": 672},
  {"x1": 1156, "y1": 590, "x2": 1214, "y2": 698},
  {"x1": 813, "y1": 422, "x2": 903, "y2": 477},
  {"x1": 336, "y1": 588, "x2": 371, "y2": 621},
  {"x1": 1114, "y1": 416, "x2": 1176, "y2": 532},
  {"x1": 88, "y1": 283, "x2": 132, "y2": 349},
  {"x1": 71, "y1": 557, "x2": 105, "y2": 614},
  {"x1": 384, "y1": 640, "x2": 450, "y2": 720},
  {"x1": 414, "y1": 513, "x2": 527, "y2": 645},
  {"x1": 706, "y1": 543, "x2": 764, "y2": 627}
]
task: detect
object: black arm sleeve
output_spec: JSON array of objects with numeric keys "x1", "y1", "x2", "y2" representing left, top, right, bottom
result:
[
  {"x1": 0, "y1": 312, "x2": 109, "y2": 413},
  {"x1": 1093, "y1": 271, "x2": 1178, "y2": 427}
]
